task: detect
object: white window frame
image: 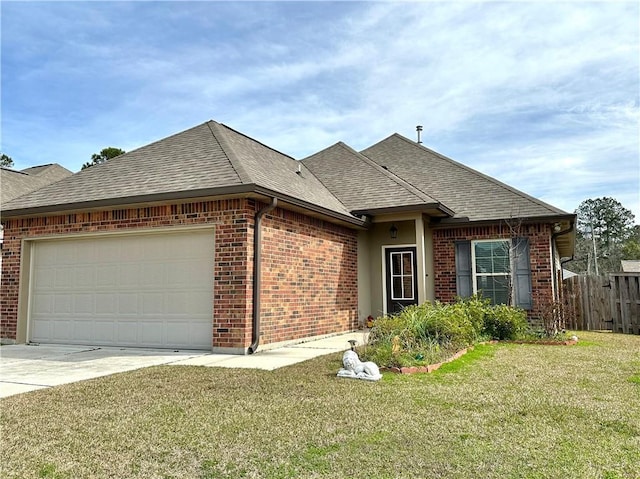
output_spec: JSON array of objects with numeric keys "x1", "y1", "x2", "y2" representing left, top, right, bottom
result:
[
  {"x1": 389, "y1": 250, "x2": 415, "y2": 301},
  {"x1": 471, "y1": 239, "x2": 512, "y2": 304}
]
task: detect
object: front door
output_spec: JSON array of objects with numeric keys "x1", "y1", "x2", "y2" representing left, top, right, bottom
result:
[{"x1": 385, "y1": 246, "x2": 418, "y2": 315}]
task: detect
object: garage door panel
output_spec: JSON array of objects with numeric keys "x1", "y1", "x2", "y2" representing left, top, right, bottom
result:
[
  {"x1": 141, "y1": 235, "x2": 167, "y2": 259},
  {"x1": 54, "y1": 294, "x2": 73, "y2": 314},
  {"x1": 32, "y1": 293, "x2": 54, "y2": 315},
  {"x1": 170, "y1": 262, "x2": 195, "y2": 285},
  {"x1": 118, "y1": 264, "x2": 140, "y2": 286},
  {"x1": 75, "y1": 241, "x2": 95, "y2": 262},
  {"x1": 74, "y1": 321, "x2": 93, "y2": 341},
  {"x1": 94, "y1": 321, "x2": 115, "y2": 343},
  {"x1": 141, "y1": 263, "x2": 165, "y2": 287},
  {"x1": 52, "y1": 320, "x2": 71, "y2": 340},
  {"x1": 166, "y1": 322, "x2": 210, "y2": 349},
  {"x1": 34, "y1": 268, "x2": 55, "y2": 289},
  {"x1": 74, "y1": 294, "x2": 95, "y2": 314},
  {"x1": 190, "y1": 291, "x2": 214, "y2": 315},
  {"x1": 54, "y1": 245, "x2": 74, "y2": 264},
  {"x1": 96, "y1": 265, "x2": 118, "y2": 287},
  {"x1": 120, "y1": 240, "x2": 144, "y2": 261},
  {"x1": 55, "y1": 267, "x2": 74, "y2": 289},
  {"x1": 142, "y1": 293, "x2": 165, "y2": 314},
  {"x1": 118, "y1": 293, "x2": 139, "y2": 314},
  {"x1": 141, "y1": 322, "x2": 164, "y2": 346},
  {"x1": 95, "y1": 293, "x2": 117, "y2": 314},
  {"x1": 31, "y1": 319, "x2": 50, "y2": 340},
  {"x1": 75, "y1": 266, "x2": 96, "y2": 288},
  {"x1": 117, "y1": 321, "x2": 140, "y2": 344},
  {"x1": 29, "y1": 230, "x2": 214, "y2": 349},
  {"x1": 189, "y1": 322, "x2": 215, "y2": 349},
  {"x1": 166, "y1": 323, "x2": 190, "y2": 346},
  {"x1": 167, "y1": 292, "x2": 189, "y2": 314}
]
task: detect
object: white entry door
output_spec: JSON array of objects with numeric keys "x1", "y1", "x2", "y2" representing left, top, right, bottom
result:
[{"x1": 29, "y1": 229, "x2": 214, "y2": 349}]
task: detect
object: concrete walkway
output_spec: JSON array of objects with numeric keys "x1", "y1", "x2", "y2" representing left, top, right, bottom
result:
[{"x1": 0, "y1": 331, "x2": 369, "y2": 398}]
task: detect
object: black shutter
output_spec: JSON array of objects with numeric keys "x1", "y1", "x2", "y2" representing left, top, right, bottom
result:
[
  {"x1": 512, "y1": 237, "x2": 532, "y2": 310},
  {"x1": 455, "y1": 240, "x2": 473, "y2": 298}
]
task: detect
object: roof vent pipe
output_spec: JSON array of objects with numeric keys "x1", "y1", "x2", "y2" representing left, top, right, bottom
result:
[
  {"x1": 416, "y1": 125, "x2": 423, "y2": 144},
  {"x1": 247, "y1": 197, "x2": 278, "y2": 354}
]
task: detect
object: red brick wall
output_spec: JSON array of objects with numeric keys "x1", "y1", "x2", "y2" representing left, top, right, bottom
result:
[
  {"x1": 0, "y1": 200, "x2": 254, "y2": 348},
  {"x1": 433, "y1": 223, "x2": 554, "y2": 320},
  {"x1": 259, "y1": 207, "x2": 358, "y2": 345},
  {"x1": 0, "y1": 199, "x2": 360, "y2": 349}
]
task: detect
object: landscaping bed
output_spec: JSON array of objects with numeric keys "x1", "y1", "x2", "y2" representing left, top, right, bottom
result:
[{"x1": 359, "y1": 297, "x2": 574, "y2": 370}]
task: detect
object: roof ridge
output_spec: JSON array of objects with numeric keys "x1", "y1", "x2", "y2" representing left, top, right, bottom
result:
[
  {"x1": 206, "y1": 121, "x2": 252, "y2": 184},
  {"x1": 299, "y1": 142, "x2": 351, "y2": 212},
  {"x1": 215, "y1": 123, "x2": 353, "y2": 217},
  {"x1": 219, "y1": 122, "x2": 297, "y2": 161},
  {"x1": 349, "y1": 142, "x2": 441, "y2": 205},
  {"x1": 360, "y1": 135, "x2": 453, "y2": 206},
  {"x1": 1, "y1": 167, "x2": 30, "y2": 176},
  {"x1": 388, "y1": 133, "x2": 570, "y2": 216}
]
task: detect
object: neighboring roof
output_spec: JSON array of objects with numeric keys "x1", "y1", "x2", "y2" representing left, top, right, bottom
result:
[
  {"x1": 621, "y1": 260, "x2": 640, "y2": 273},
  {"x1": 302, "y1": 142, "x2": 453, "y2": 217},
  {"x1": 1, "y1": 121, "x2": 357, "y2": 223},
  {"x1": 1, "y1": 164, "x2": 72, "y2": 205},
  {"x1": 361, "y1": 134, "x2": 572, "y2": 222}
]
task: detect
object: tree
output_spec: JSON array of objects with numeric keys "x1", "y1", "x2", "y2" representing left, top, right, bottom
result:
[
  {"x1": 621, "y1": 225, "x2": 640, "y2": 260},
  {"x1": 1, "y1": 153, "x2": 14, "y2": 168},
  {"x1": 82, "y1": 147, "x2": 125, "y2": 170},
  {"x1": 572, "y1": 197, "x2": 636, "y2": 274}
]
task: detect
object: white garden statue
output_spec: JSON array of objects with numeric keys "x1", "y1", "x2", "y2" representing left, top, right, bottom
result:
[{"x1": 337, "y1": 349, "x2": 382, "y2": 381}]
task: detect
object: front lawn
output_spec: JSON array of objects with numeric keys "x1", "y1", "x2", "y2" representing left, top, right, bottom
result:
[{"x1": 1, "y1": 332, "x2": 639, "y2": 479}]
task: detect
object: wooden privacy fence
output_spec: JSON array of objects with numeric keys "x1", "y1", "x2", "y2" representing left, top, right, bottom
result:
[{"x1": 564, "y1": 273, "x2": 640, "y2": 334}]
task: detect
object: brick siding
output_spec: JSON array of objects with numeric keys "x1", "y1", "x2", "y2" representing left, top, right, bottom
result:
[
  {"x1": 0, "y1": 198, "x2": 359, "y2": 349},
  {"x1": 1, "y1": 200, "x2": 254, "y2": 347},
  {"x1": 259, "y1": 207, "x2": 359, "y2": 345},
  {"x1": 433, "y1": 223, "x2": 554, "y2": 320}
]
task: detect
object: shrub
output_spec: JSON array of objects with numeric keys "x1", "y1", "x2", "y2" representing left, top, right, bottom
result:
[
  {"x1": 459, "y1": 296, "x2": 491, "y2": 339},
  {"x1": 482, "y1": 305, "x2": 528, "y2": 340},
  {"x1": 363, "y1": 297, "x2": 530, "y2": 368},
  {"x1": 417, "y1": 302, "x2": 478, "y2": 348}
]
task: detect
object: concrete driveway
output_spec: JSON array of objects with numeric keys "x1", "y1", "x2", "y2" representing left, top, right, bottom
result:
[{"x1": 0, "y1": 331, "x2": 368, "y2": 398}]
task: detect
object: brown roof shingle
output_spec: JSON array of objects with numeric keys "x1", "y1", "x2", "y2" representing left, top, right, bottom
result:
[
  {"x1": 361, "y1": 134, "x2": 571, "y2": 222},
  {"x1": 2, "y1": 121, "x2": 354, "y2": 221},
  {"x1": 302, "y1": 142, "x2": 452, "y2": 216}
]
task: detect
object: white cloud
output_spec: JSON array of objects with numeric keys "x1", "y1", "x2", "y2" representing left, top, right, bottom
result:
[{"x1": 2, "y1": 1, "x2": 638, "y2": 220}]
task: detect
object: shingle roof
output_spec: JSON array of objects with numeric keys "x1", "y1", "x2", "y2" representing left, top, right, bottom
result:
[
  {"x1": 1, "y1": 164, "x2": 72, "y2": 205},
  {"x1": 2, "y1": 123, "x2": 572, "y2": 226},
  {"x1": 1, "y1": 121, "x2": 353, "y2": 220},
  {"x1": 302, "y1": 142, "x2": 452, "y2": 216},
  {"x1": 211, "y1": 123, "x2": 350, "y2": 216},
  {"x1": 361, "y1": 134, "x2": 571, "y2": 222}
]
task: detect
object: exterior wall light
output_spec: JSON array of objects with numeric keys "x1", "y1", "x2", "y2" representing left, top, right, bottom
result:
[{"x1": 390, "y1": 224, "x2": 398, "y2": 239}]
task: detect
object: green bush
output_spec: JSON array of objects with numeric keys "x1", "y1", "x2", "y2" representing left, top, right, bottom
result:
[
  {"x1": 482, "y1": 304, "x2": 528, "y2": 340},
  {"x1": 363, "y1": 297, "x2": 529, "y2": 368},
  {"x1": 459, "y1": 296, "x2": 490, "y2": 336}
]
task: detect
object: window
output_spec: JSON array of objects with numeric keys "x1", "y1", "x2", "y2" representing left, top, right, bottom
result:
[
  {"x1": 455, "y1": 238, "x2": 532, "y2": 310},
  {"x1": 472, "y1": 240, "x2": 511, "y2": 305},
  {"x1": 389, "y1": 251, "x2": 415, "y2": 301}
]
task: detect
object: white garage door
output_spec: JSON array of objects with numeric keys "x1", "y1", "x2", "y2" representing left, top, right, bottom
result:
[{"x1": 29, "y1": 229, "x2": 214, "y2": 349}]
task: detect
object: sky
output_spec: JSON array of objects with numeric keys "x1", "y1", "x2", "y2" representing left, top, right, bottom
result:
[{"x1": 1, "y1": 1, "x2": 639, "y2": 221}]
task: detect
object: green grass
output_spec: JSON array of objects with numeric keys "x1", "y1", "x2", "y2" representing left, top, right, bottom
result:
[{"x1": 1, "y1": 332, "x2": 639, "y2": 479}]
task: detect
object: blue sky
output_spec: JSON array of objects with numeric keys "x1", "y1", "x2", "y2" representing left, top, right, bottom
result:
[{"x1": 2, "y1": 1, "x2": 639, "y2": 221}]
